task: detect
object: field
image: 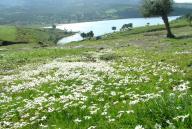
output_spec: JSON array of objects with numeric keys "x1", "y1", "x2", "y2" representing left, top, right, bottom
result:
[
  {"x1": 0, "y1": 26, "x2": 73, "y2": 46},
  {"x1": 0, "y1": 26, "x2": 17, "y2": 41},
  {"x1": 0, "y1": 20, "x2": 191, "y2": 129}
]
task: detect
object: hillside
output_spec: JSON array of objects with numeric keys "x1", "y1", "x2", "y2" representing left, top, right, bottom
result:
[
  {"x1": 0, "y1": 26, "x2": 73, "y2": 46},
  {"x1": 0, "y1": 0, "x2": 192, "y2": 25},
  {"x1": 0, "y1": 19, "x2": 191, "y2": 129}
]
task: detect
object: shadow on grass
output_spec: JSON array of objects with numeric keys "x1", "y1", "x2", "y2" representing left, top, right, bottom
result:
[
  {"x1": 175, "y1": 35, "x2": 192, "y2": 40},
  {"x1": 0, "y1": 40, "x2": 27, "y2": 46}
]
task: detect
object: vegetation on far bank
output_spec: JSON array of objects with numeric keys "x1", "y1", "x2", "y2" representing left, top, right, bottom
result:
[{"x1": 0, "y1": 0, "x2": 192, "y2": 25}]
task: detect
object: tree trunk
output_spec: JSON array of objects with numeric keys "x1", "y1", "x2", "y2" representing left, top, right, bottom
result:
[{"x1": 162, "y1": 15, "x2": 175, "y2": 38}]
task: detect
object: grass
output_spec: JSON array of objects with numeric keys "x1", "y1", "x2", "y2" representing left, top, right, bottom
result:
[
  {"x1": 0, "y1": 26, "x2": 17, "y2": 41},
  {"x1": 0, "y1": 19, "x2": 192, "y2": 129},
  {"x1": 0, "y1": 26, "x2": 73, "y2": 46}
]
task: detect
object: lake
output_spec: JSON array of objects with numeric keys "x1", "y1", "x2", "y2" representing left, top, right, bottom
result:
[{"x1": 57, "y1": 16, "x2": 179, "y2": 44}]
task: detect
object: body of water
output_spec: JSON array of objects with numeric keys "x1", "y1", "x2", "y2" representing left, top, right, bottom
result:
[{"x1": 57, "y1": 16, "x2": 179, "y2": 44}]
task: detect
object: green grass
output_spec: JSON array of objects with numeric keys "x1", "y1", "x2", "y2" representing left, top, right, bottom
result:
[
  {"x1": 0, "y1": 26, "x2": 73, "y2": 46},
  {"x1": 0, "y1": 19, "x2": 192, "y2": 129},
  {"x1": 0, "y1": 26, "x2": 17, "y2": 41},
  {"x1": 16, "y1": 27, "x2": 74, "y2": 44}
]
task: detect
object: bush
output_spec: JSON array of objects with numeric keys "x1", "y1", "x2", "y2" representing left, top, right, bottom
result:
[
  {"x1": 80, "y1": 31, "x2": 94, "y2": 39},
  {"x1": 99, "y1": 53, "x2": 118, "y2": 61}
]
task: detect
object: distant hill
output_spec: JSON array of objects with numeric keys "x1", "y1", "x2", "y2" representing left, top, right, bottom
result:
[{"x1": 0, "y1": 0, "x2": 191, "y2": 25}]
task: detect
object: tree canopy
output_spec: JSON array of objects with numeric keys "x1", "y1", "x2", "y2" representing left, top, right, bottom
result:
[
  {"x1": 80, "y1": 31, "x2": 94, "y2": 39},
  {"x1": 141, "y1": 0, "x2": 174, "y2": 17}
]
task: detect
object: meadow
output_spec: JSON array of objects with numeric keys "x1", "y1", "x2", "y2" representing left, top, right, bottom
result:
[
  {"x1": 0, "y1": 26, "x2": 73, "y2": 46},
  {"x1": 0, "y1": 19, "x2": 191, "y2": 129},
  {"x1": 0, "y1": 26, "x2": 17, "y2": 41}
]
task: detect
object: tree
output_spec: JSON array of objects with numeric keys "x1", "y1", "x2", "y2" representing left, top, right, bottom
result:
[
  {"x1": 120, "y1": 23, "x2": 133, "y2": 31},
  {"x1": 80, "y1": 33, "x2": 86, "y2": 39},
  {"x1": 112, "y1": 26, "x2": 117, "y2": 32},
  {"x1": 141, "y1": 0, "x2": 175, "y2": 38},
  {"x1": 52, "y1": 24, "x2": 56, "y2": 29},
  {"x1": 86, "y1": 31, "x2": 94, "y2": 40},
  {"x1": 88, "y1": 31, "x2": 94, "y2": 38},
  {"x1": 80, "y1": 31, "x2": 94, "y2": 40}
]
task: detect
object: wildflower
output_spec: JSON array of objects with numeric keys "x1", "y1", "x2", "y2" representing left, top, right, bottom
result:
[
  {"x1": 129, "y1": 100, "x2": 140, "y2": 105},
  {"x1": 41, "y1": 116, "x2": 47, "y2": 121},
  {"x1": 126, "y1": 110, "x2": 134, "y2": 114},
  {"x1": 21, "y1": 113, "x2": 30, "y2": 118},
  {"x1": 173, "y1": 114, "x2": 190, "y2": 122},
  {"x1": 39, "y1": 123, "x2": 48, "y2": 128},
  {"x1": 48, "y1": 107, "x2": 54, "y2": 112},
  {"x1": 113, "y1": 101, "x2": 119, "y2": 105},
  {"x1": 90, "y1": 109, "x2": 99, "y2": 115},
  {"x1": 135, "y1": 125, "x2": 145, "y2": 129},
  {"x1": 98, "y1": 98, "x2": 104, "y2": 102},
  {"x1": 111, "y1": 91, "x2": 116, "y2": 96},
  {"x1": 74, "y1": 118, "x2": 82, "y2": 124},
  {"x1": 1, "y1": 121, "x2": 12, "y2": 127},
  {"x1": 173, "y1": 81, "x2": 190, "y2": 92},
  {"x1": 84, "y1": 116, "x2": 92, "y2": 120},
  {"x1": 154, "y1": 123, "x2": 161, "y2": 129},
  {"x1": 30, "y1": 116, "x2": 38, "y2": 121},
  {"x1": 166, "y1": 120, "x2": 175, "y2": 128},
  {"x1": 122, "y1": 100, "x2": 126, "y2": 104},
  {"x1": 87, "y1": 126, "x2": 96, "y2": 129},
  {"x1": 108, "y1": 118, "x2": 115, "y2": 123},
  {"x1": 101, "y1": 112, "x2": 108, "y2": 116}
]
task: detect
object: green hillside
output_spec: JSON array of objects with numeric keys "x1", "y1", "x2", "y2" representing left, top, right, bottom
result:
[
  {"x1": 0, "y1": 0, "x2": 191, "y2": 25},
  {"x1": 0, "y1": 26, "x2": 73, "y2": 46},
  {"x1": 0, "y1": 26, "x2": 17, "y2": 41}
]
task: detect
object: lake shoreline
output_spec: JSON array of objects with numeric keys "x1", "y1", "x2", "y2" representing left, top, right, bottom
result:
[{"x1": 57, "y1": 16, "x2": 180, "y2": 45}]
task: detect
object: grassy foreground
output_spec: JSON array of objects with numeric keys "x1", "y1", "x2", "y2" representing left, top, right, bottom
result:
[{"x1": 0, "y1": 21, "x2": 192, "y2": 129}]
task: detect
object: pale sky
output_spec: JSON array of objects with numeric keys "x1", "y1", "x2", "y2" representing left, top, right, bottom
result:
[{"x1": 175, "y1": 0, "x2": 192, "y2": 3}]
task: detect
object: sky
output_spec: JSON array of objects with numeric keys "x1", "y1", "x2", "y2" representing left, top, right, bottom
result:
[{"x1": 175, "y1": 0, "x2": 192, "y2": 3}]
